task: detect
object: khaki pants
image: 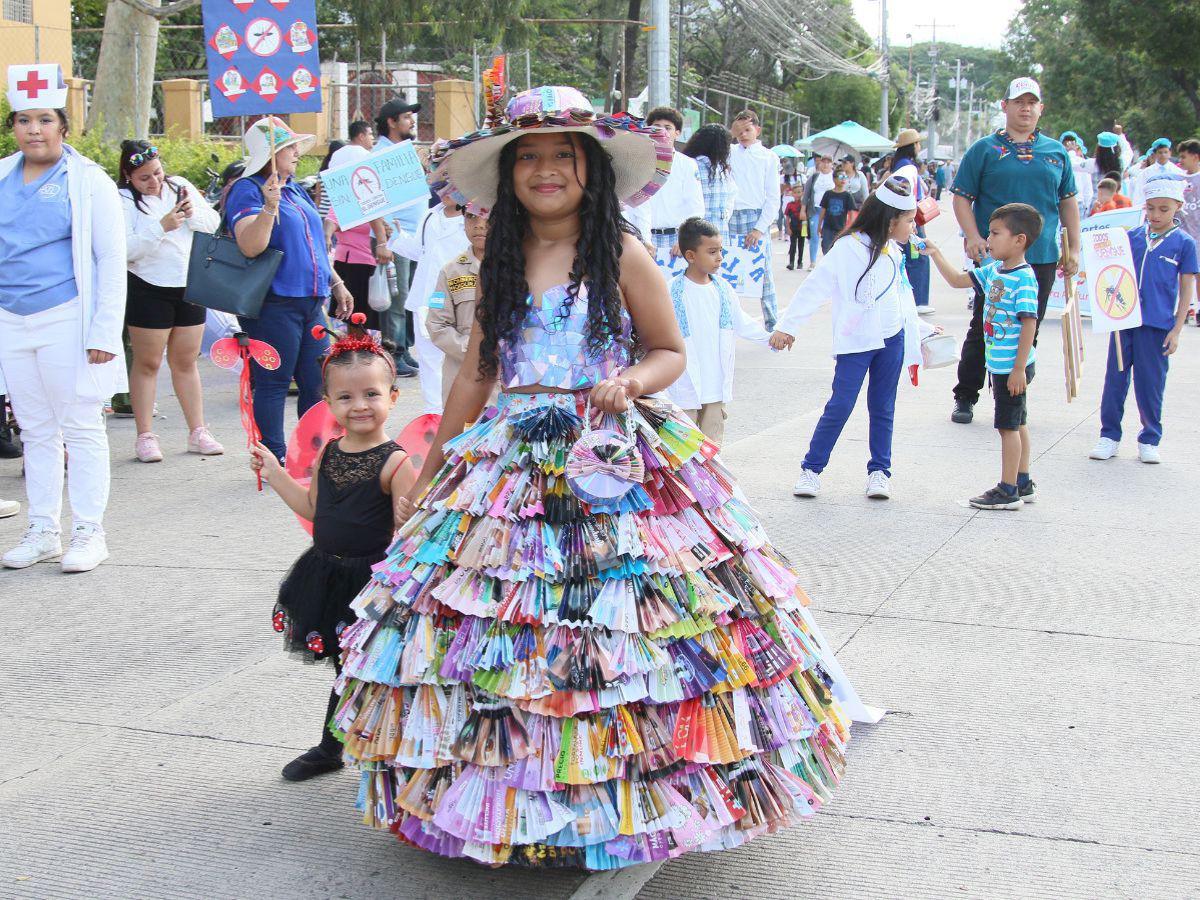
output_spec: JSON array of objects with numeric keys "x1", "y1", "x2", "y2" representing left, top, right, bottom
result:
[{"x1": 684, "y1": 402, "x2": 727, "y2": 446}]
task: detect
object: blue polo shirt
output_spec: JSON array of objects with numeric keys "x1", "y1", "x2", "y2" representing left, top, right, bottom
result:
[
  {"x1": 226, "y1": 175, "x2": 331, "y2": 298},
  {"x1": 1129, "y1": 225, "x2": 1199, "y2": 330},
  {"x1": 0, "y1": 155, "x2": 78, "y2": 315},
  {"x1": 951, "y1": 130, "x2": 1077, "y2": 266}
]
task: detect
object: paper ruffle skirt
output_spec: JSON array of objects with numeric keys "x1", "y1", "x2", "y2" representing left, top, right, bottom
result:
[{"x1": 330, "y1": 390, "x2": 876, "y2": 869}]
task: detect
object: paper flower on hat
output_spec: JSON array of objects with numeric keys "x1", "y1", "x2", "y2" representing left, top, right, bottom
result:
[{"x1": 7, "y1": 64, "x2": 67, "y2": 112}]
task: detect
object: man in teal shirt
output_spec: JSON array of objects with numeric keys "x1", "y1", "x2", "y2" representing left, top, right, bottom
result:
[{"x1": 948, "y1": 77, "x2": 1081, "y2": 423}]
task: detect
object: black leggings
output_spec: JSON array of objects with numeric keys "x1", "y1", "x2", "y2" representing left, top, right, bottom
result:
[{"x1": 318, "y1": 659, "x2": 343, "y2": 755}]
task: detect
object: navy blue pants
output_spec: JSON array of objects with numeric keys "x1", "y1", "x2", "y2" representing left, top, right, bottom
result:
[
  {"x1": 240, "y1": 294, "x2": 330, "y2": 461},
  {"x1": 803, "y1": 329, "x2": 905, "y2": 476},
  {"x1": 1100, "y1": 325, "x2": 1170, "y2": 446}
]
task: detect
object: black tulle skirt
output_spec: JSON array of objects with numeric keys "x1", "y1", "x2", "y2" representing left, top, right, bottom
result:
[{"x1": 273, "y1": 546, "x2": 380, "y2": 663}]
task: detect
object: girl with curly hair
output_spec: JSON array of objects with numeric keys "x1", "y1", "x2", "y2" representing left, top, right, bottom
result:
[{"x1": 322, "y1": 86, "x2": 878, "y2": 871}]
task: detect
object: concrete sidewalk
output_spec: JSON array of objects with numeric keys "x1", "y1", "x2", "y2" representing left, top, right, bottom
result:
[{"x1": 2, "y1": 207, "x2": 1198, "y2": 899}]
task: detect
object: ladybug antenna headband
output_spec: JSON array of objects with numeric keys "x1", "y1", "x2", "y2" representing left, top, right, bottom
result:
[{"x1": 313, "y1": 313, "x2": 396, "y2": 378}]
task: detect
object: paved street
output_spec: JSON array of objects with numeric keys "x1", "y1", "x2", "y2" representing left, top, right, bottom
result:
[{"x1": 2, "y1": 206, "x2": 1198, "y2": 899}]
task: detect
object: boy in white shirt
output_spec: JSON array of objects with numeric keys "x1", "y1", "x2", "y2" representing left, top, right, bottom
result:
[{"x1": 666, "y1": 217, "x2": 770, "y2": 445}]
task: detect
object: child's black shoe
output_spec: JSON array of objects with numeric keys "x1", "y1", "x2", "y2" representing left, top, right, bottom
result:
[
  {"x1": 969, "y1": 484, "x2": 1022, "y2": 510},
  {"x1": 282, "y1": 746, "x2": 344, "y2": 782},
  {"x1": 1018, "y1": 480, "x2": 1036, "y2": 503}
]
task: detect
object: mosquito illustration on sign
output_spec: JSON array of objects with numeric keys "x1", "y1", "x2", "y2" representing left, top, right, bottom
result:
[
  {"x1": 351, "y1": 165, "x2": 387, "y2": 216},
  {"x1": 1081, "y1": 226, "x2": 1142, "y2": 371}
]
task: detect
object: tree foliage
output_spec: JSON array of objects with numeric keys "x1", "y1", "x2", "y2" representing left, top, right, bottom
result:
[{"x1": 1001, "y1": 0, "x2": 1200, "y2": 148}]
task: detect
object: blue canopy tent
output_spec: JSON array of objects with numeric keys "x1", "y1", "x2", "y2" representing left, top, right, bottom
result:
[{"x1": 796, "y1": 121, "x2": 895, "y2": 160}]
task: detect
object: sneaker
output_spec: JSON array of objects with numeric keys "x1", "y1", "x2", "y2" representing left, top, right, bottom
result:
[
  {"x1": 399, "y1": 349, "x2": 420, "y2": 370},
  {"x1": 792, "y1": 469, "x2": 821, "y2": 498},
  {"x1": 865, "y1": 471, "x2": 890, "y2": 499},
  {"x1": 0, "y1": 498, "x2": 18, "y2": 519},
  {"x1": 917, "y1": 305, "x2": 937, "y2": 316},
  {"x1": 951, "y1": 401, "x2": 974, "y2": 424},
  {"x1": 1138, "y1": 443, "x2": 1161, "y2": 464},
  {"x1": 0, "y1": 425, "x2": 20, "y2": 459},
  {"x1": 135, "y1": 432, "x2": 163, "y2": 463},
  {"x1": 282, "y1": 746, "x2": 344, "y2": 782},
  {"x1": 60, "y1": 523, "x2": 109, "y2": 573},
  {"x1": 786, "y1": 264, "x2": 795, "y2": 270},
  {"x1": 2, "y1": 525, "x2": 62, "y2": 568},
  {"x1": 187, "y1": 426, "x2": 225, "y2": 456},
  {"x1": 394, "y1": 358, "x2": 418, "y2": 378},
  {"x1": 1018, "y1": 480, "x2": 1037, "y2": 503},
  {"x1": 1089, "y1": 437, "x2": 1119, "y2": 460},
  {"x1": 969, "y1": 485, "x2": 1023, "y2": 510}
]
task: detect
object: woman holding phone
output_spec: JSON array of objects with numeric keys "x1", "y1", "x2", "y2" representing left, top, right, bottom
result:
[{"x1": 118, "y1": 140, "x2": 223, "y2": 462}]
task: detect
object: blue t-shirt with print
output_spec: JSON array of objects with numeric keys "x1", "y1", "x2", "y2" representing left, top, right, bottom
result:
[
  {"x1": 951, "y1": 130, "x2": 1077, "y2": 265},
  {"x1": 1128, "y1": 225, "x2": 1199, "y2": 330},
  {"x1": 970, "y1": 260, "x2": 1039, "y2": 374}
]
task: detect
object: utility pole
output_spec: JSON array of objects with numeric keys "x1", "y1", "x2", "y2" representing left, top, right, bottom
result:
[
  {"x1": 648, "y1": 0, "x2": 671, "y2": 109},
  {"x1": 675, "y1": 0, "x2": 684, "y2": 110},
  {"x1": 926, "y1": 21, "x2": 938, "y2": 162},
  {"x1": 965, "y1": 80, "x2": 975, "y2": 148},
  {"x1": 879, "y1": 0, "x2": 890, "y2": 137},
  {"x1": 952, "y1": 58, "x2": 962, "y2": 158}
]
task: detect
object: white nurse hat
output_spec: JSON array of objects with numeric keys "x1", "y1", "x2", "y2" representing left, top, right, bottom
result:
[{"x1": 7, "y1": 64, "x2": 68, "y2": 112}]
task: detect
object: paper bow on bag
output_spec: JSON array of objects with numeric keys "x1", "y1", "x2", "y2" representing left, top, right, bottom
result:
[
  {"x1": 210, "y1": 332, "x2": 281, "y2": 491},
  {"x1": 566, "y1": 404, "x2": 645, "y2": 505}
]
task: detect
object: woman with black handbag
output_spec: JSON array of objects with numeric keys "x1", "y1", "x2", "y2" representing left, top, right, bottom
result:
[
  {"x1": 119, "y1": 140, "x2": 224, "y2": 463},
  {"x1": 225, "y1": 118, "x2": 354, "y2": 461}
]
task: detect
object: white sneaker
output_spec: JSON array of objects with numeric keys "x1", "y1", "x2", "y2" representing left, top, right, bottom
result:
[
  {"x1": 1138, "y1": 443, "x2": 1161, "y2": 464},
  {"x1": 2, "y1": 525, "x2": 62, "y2": 568},
  {"x1": 0, "y1": 498, "x2": 19, "y2": 519},
  {"x1": 917, "y1": 305, "x2": 937, "y2": 316},
  {"x1": 60, "y1": 523, "x2": 109, "y2": 573},
  {"x1": 1089, "y1": 437, "x2": 1119, "y2": 460},
  {"x1": 866, "y1": 471, "x2": 891, "y2": 499},
  {"x1": 792, "y1": 469, "x2": 821, "y2": 497}
]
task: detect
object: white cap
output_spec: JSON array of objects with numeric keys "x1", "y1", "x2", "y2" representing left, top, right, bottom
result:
[
  {"x1": 1005, "y1": 77, "x2": 1042, "y2": 101},
  {"x1": 1143, "y1": 174, "x2": 1185, "y2": 203},
  {"x1": 875, "y1": 174, "x2": 916, "y2": 211},
  {"x1": 7, "y1": 64, "x2": 67, "y2": 112},
  {"x1": 328, "y1": 143, "x2": 370, "y2": 170}
]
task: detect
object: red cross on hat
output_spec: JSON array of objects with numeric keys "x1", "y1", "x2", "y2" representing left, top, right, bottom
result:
[{"x1": 7, "y1": 64, "x2": 68, "y2": 112}]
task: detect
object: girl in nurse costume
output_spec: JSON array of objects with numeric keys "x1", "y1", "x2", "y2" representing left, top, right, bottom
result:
[
  {"x1": 0, "y1": 64, "x2": 126, "y2": 573},
  {"x1": 329, "y1": 86, "x2": 880, "y2": 871}
]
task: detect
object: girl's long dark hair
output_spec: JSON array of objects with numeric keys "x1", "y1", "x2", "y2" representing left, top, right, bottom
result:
[
  {"x1": 844, "y1": 175, "x2": 914, "y2": 295},
  {"x1": 893, "y1": 141, "x2": 920, "y2": 164},
  {"x1": 683, "y1": 123, "x2": 732, "y2": 183},
  {"x1": 476, "y1": 132, "x2": 637, "y2": 380},
  {"x1": 118, "y1": 139, "x2": 179, "y2": 214},
  {"x1": 319, "y1": 140, "x2": 345, "y2": 172},
  {"x1": 1095, "y1": 145, "x2": 1122, "y2": 179}
]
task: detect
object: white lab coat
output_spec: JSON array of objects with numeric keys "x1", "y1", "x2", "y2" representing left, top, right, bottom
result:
[{"x1": 0, "y1": 144, "x2": 127, "y2": 400}]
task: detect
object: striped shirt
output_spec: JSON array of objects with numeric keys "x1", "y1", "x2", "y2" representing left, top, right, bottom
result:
[{"x1": 970, "y1": 260, "x2": 1039, "y2": 374}]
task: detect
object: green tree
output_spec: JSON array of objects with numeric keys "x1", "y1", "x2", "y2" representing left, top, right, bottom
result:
[{"x1": 1001, "y1": 0, "x2": 1199, "y2": 147}]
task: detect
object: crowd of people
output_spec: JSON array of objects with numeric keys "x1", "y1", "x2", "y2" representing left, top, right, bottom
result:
[{"x1": 0, "y1": 58, "x2": 1196, "y2": 873}]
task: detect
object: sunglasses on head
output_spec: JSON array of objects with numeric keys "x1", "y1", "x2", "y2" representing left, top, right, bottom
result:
[{"x1": 128, "y1": 145, "x2": 159, "y2": 169}]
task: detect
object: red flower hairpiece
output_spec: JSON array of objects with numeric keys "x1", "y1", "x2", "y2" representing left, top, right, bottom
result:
[{"x1": 317, "y1": 314, "x2": 396, "y2": 376}]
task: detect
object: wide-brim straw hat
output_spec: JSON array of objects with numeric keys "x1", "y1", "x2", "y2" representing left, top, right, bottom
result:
[
  {"x1": 428, "y1": 85, "x2": 672, "y2": 210},
  {"x1": 242, "y1": 116, "x2": 316, "y2": 176},
  {"x1": 894, "y1": 128, "x2": 925, "y2": 149}
]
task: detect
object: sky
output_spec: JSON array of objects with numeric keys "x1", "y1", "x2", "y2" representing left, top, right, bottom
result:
[{"x1": 851, "y1": 0, "x2": 1023, "y2": 51}]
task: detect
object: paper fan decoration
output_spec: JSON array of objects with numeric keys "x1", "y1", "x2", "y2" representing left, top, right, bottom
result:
[{"x1": 566, "y1": 420, "x2": 645, "y2": 505}]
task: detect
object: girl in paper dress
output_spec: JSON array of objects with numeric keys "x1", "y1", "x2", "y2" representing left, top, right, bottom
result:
[{"x1": 329, "y1": 86, "x2": 879, "y2": 870}]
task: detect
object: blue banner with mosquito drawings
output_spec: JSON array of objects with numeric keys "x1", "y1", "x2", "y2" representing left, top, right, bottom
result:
[{"x1": 201, "y1": 0, "x2": 322, "y2": 118}]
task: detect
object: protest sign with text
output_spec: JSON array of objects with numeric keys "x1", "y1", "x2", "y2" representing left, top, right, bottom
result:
[{"x1": 321, "y1": 141, "x2": 429, "y2": 230}]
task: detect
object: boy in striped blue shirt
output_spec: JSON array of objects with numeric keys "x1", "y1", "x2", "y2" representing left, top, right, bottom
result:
[{"x1": 927, "y1": 203, "x2": 1044, "y2": 509}]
